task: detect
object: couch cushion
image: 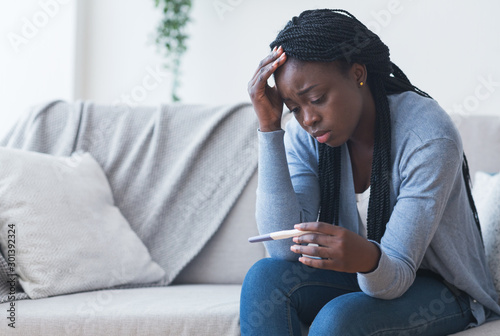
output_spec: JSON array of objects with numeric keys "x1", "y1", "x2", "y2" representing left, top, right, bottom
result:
[
  {"x1": 452, "y1": 114, "x2": 500, "y2": 179},
  {"x1": 0, "y1": 148, "x2": 164, "y2": 300},
  {"x1": 174, "y1": 171, "x2": 267, "y2": 284},
  {"x1": 1, "y1": 282, "x2": 497, "y2": 336},
  {"x1": 450, "y1": 319, "x2": 500, "y2": 335},
  {"x1": 0, "y1": 285, "x2": 242, "y2": 336},
  {"x1": 473, "y1": 171, "x2": 500, "y2": 298}
]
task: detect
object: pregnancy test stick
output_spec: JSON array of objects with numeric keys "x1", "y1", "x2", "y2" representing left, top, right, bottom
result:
[{"x1": 248, "y1": 229, "x2": 315, "y2": 243}]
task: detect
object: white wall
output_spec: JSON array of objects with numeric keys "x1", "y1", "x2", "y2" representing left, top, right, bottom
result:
[
  {"x1": 79, "y1": 0, "x2": 500, "y2": 116},
  {"x1": 75, "y1": 0, "x2": 171, "y2": 107},
  {"x1": 2, "y1": 0, "x2": 500, "y2": 139},
  {"x1": 178, "y1": 0, "x2": 500, "y2": 116},
  {"x1": 0, "y1": 0, "x2": 77, "y2": 137}
]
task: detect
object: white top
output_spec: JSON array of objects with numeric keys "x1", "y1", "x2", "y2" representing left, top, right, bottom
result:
[{"x1": 355, "y1": 186, "x2": 371, "y2": 238}]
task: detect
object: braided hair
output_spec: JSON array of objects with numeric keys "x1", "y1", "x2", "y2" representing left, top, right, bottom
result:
[{"x1": 270, "y1": 9, "x2": 481, "y2": 243}]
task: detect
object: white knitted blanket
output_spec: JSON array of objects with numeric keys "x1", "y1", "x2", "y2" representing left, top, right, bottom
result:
[{"x1": 0, "y1": 100, "x2": 258, "y2": 301}]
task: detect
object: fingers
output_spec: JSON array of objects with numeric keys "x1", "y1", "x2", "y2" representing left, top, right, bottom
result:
[
  {"x1": 289, "y1": 225, "x2": 340, "y2": 261},
  {"x1": 294, "y1": 222, "x2": 341, "y2": 235},
  {"x1": 248, "y1": 46, "x2": 287, "y2": 92},
  {"x1": 247, "y1": 47, "x2": 287, "y2": 131},
  {"x1": 290, "y1": 224, "x2": 378, "y2": 273},
  {"x1": 252, "y1": 45, "x2": 284, "y2": 79},
  {"x1": 290, "y1": 242, "x2": 327, "y2": 257},
  {"x1": 251, "y1": 46, "x2": 277, "y2": 79},
  {"x1": 292, "y1": 232, "x2": 332, "y2": 247},
  {"x1": 290, "y1": 244, "x2": 337, "y2": 271},
  {"x1": 298, "y1": 256, "x2": 335, "y2": 270},
  {"x1": 290, "y1": 241, "x2": 340, "y2": 271}
]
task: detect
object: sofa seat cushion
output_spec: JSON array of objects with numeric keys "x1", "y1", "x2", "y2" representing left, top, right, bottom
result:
[
  {"x1": 1, "y1": 283, "x2": 499, "y2": 335},
  {"x1": 450, "y1": 319, "x2": 500, "y2": 335},
  {"x1": 0, "y1": 285, "x2": 241, "y2": 336}
]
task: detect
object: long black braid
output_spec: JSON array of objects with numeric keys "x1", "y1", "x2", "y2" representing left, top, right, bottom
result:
[{"x1": 270, "y1": 9, "x2": 481, "y2": 243}]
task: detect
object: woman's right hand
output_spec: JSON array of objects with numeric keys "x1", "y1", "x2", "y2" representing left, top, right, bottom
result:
[{"x1": 247, "y1": 46, "x2": 287, "y2": 132}]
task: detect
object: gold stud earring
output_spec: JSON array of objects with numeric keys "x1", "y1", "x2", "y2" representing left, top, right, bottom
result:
[{"x1": 359, "y1": 82, "x2": 364, "y2": 86}]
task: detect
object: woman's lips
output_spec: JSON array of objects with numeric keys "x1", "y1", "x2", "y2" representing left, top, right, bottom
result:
[{"x1": 314, "y1": 131, "x2": 331, "y2": 143}]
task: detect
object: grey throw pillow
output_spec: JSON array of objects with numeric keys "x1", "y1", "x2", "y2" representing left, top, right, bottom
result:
[{"x1": 0, "y1": 148, "x2": 165, "y2": 299}]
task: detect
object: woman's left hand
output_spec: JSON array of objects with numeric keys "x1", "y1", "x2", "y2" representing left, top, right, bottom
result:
[{"x1": 290, "y1": 222, "x2": 381, "y2": 273}]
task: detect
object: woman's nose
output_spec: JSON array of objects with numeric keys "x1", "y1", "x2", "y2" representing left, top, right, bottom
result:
[{"x1": 302, "y1": 108, "x2": 320, "y2": 127}]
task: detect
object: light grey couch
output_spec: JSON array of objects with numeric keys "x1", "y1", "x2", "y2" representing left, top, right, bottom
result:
[{"x1": 0, "y1": 111, "x2": 499, "y2": 335}]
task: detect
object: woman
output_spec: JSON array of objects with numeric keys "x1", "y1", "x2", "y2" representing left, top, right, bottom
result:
[{"x1": 241, "y1": 9, "x2": 500, "y2": 335}]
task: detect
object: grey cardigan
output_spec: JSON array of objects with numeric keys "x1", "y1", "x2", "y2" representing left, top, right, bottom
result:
[{"x1": 256, "y1": 91, "x2": 500, "y2": 325}]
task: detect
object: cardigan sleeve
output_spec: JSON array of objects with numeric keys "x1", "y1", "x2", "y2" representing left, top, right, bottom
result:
[
  {"x1": 255, "y1": 119, "x2": 320, "y2": 260},
  {"x1": 357, "y1": 138, "x2": 462, "y2": 299}
]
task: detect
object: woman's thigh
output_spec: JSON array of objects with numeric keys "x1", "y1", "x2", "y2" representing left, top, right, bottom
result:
[{"x1": 309, "y1": 274, "x2": 473, "y2": 336}]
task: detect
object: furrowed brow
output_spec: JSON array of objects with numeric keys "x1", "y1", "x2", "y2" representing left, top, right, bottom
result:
[{"x1": 283, "y1": 84, "x2": 319, "y2": 102}]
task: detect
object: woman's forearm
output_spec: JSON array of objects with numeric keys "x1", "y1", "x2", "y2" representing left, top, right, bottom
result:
[{"x1": 256, "y1": 129, "x2": 305, "y2": 260}]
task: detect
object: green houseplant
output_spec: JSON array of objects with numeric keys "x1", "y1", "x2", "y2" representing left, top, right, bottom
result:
[{"x1": 153, "y1": 0, "x2": 192, "y2": 102}]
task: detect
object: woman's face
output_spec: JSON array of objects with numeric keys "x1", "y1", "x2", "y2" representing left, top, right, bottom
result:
[{"x1": 274, "y1": 58, "x2": 371, "y2": 147}]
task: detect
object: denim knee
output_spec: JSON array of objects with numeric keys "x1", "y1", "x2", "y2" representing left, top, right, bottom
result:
[
  {"x1": 242, "y1": 258, "x2": 295, "y2": 302},
  {"x1": 243, "y1": 258, "x2": 279, "y2": 286},
  {"x1": 308, "y1": 292, "x2": 367, "y2": 335},
  {"x1": 243, "y1": 258, "x2": 319, "y2": 296},
  {"x1": 240, "y1": 258, "x2": 294, "y2": 335}
]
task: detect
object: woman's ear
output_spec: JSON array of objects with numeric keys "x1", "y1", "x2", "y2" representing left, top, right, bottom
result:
[{"x1": 351, "y1": 63, "x2": 367, "y2": 87}]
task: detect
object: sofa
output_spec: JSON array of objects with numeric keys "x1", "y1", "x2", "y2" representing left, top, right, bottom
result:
[{"x1": 0, "y1": 101, "x2": 499, "y2": 336}]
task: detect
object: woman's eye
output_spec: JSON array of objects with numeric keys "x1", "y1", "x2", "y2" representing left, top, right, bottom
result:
[
  {"x1": 311, "y1": 95, "x2": 324, "y2": 104},
  {"x1": 290, "y1": 107, "x2": 300, "y2": 114}
]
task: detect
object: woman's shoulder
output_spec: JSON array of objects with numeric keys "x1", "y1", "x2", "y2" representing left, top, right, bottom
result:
[{"x1": 388, "y1": 91, "x2": 462, "y2": 149}]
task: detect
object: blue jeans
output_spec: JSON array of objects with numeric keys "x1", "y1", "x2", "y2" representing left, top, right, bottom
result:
[{"x1": 240, "y1": 258, "x2": 473, "y2": 335}]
